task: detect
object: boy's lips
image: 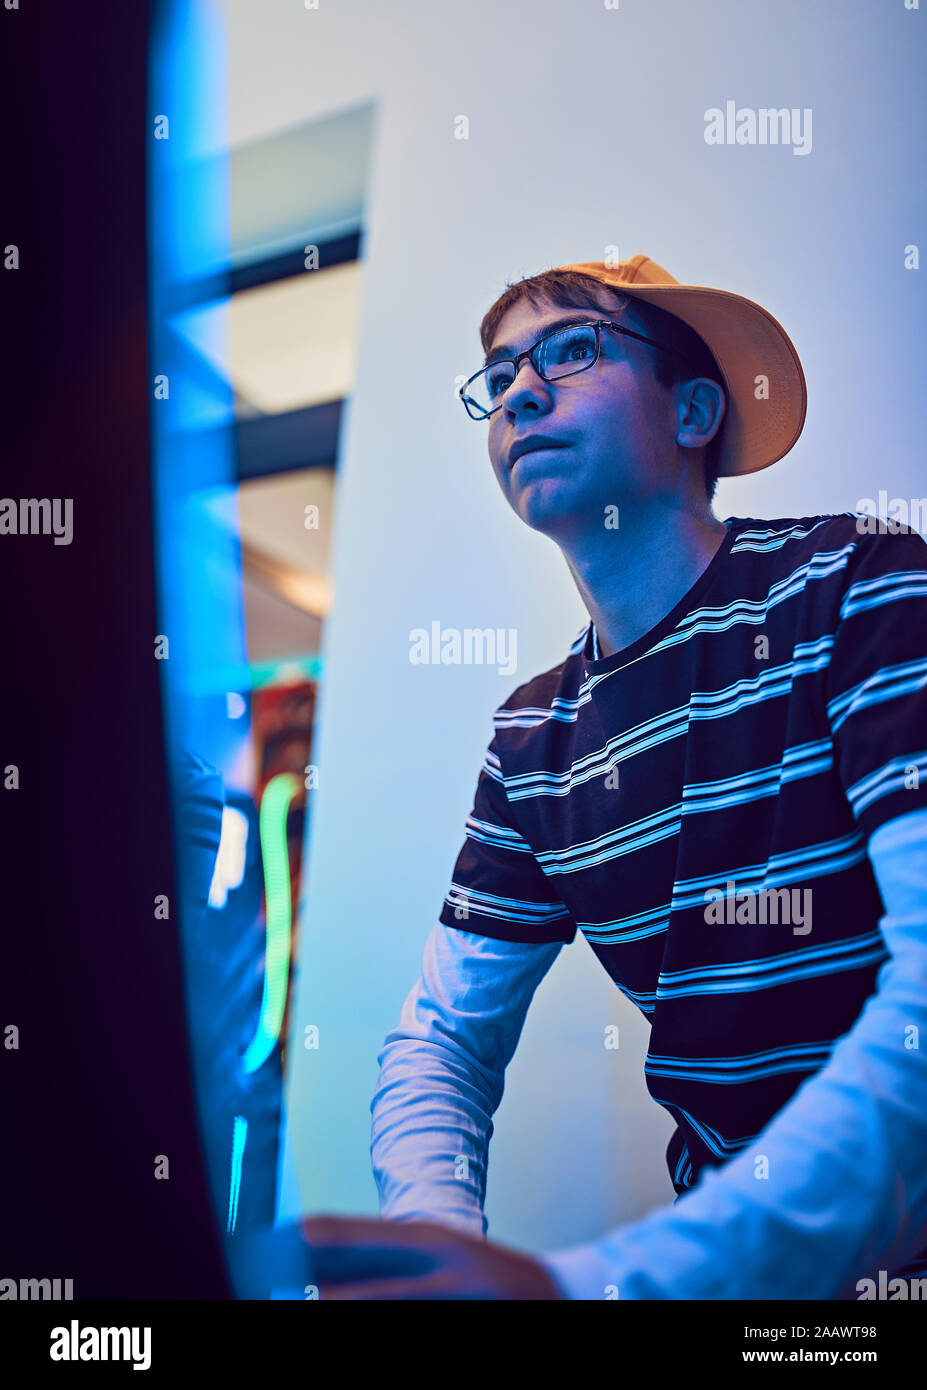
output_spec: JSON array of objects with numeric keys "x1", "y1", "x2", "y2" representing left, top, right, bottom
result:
[{"x1": 508, "y1": 434, "x2": 572, "y2": 467}]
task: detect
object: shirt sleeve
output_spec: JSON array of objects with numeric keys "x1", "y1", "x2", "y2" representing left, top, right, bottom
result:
[
  {"x1": 537, "y1": 805, "x2": 927, "y2": 1299},
  {"x1": 437, "y1": 730, "x2": 578, "y2": 945},
  {"x1": 823, "y1": 522, "x2": 927, "y2": 839},
  {"x1": 370, "y1": 921, "x2": 564, "y2": 1236}
]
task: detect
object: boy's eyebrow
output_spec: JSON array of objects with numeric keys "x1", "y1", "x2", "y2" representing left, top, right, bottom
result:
[{"x1": 484, "y1": 314, "x2": 601, "y2": 367}]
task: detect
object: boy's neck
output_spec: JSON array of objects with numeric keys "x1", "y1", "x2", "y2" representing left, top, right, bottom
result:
[{"x1": 562, "y1": 506, "x2": 730, "y2": 660}]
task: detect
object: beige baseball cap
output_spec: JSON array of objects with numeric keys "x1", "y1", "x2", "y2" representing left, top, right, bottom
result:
[{"x1": 554, "y1": 253, "x2": 807, "y2": 477}]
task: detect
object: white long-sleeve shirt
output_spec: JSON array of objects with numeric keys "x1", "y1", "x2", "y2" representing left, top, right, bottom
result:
[{"x1": 369, "y1": 806, "x2": 927, "y2": 1298}]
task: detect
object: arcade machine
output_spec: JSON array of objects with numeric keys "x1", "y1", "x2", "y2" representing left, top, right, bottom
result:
[{"x1": 147, "y1": 0, "x2": 371, "y2": 1297}]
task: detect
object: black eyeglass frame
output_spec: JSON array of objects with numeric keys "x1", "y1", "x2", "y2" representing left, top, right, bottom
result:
[{"x1": 459, "y1": 318, "x2": 702, "y2": 420}]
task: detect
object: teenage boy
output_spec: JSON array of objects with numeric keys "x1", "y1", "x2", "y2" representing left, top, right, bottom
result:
[{"x1": 304, "y1": 254, "x2": 927, "y2": 1300}]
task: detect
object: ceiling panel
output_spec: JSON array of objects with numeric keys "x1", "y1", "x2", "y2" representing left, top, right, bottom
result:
[{"x1": 171, "y1": 260, "x2": 362, "y2": 414}]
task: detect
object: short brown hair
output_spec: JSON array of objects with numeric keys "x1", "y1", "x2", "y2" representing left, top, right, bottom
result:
[{"x1": 479, "y1": 270, "x2": 725, "y2": 503}]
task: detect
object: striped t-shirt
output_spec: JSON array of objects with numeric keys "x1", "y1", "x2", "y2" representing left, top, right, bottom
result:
[{"x1": 438, "y1": 512, "x2": 927, "y2": 1212}]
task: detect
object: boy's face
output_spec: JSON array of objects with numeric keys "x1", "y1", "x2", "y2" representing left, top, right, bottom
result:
[{"x1": 484, "y1": 294, "x2": 688, "y2": 541}]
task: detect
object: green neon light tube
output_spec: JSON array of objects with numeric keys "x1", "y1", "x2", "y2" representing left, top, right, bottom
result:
[{"x1": 241, "y1": 772, "x2": 301, "y2": 1075}]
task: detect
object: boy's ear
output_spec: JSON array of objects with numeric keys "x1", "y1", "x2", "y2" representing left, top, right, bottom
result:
[{"x1": 676, "y1": 378, "x2": 726, "y2": 451}]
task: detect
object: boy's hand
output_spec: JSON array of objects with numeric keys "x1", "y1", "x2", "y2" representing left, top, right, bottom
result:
[{"x1": 301, "y1": 1214, "x2": 564, "y2": 1300}]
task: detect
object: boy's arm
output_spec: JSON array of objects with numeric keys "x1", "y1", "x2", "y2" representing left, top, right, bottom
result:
[
  {"x1": 370, "y1": 921, "x2": 563, "y2": 1237},
  {"x1": 536, "y1": 806, "x2": 927, "y2": 1299}
]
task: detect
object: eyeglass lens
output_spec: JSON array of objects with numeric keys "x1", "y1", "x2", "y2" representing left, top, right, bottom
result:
[{"x1": 465, "y1": 323, "x2": 599, "y2": 416}]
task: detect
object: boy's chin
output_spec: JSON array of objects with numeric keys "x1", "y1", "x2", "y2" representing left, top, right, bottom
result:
[{"x1": 512, "y1": 482, "x2": 598, "y2": 536}]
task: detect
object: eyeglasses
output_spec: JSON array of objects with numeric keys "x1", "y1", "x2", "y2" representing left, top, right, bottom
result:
[{"x1": 459, "y1": 318, "x2": 699, "y2": 420}]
